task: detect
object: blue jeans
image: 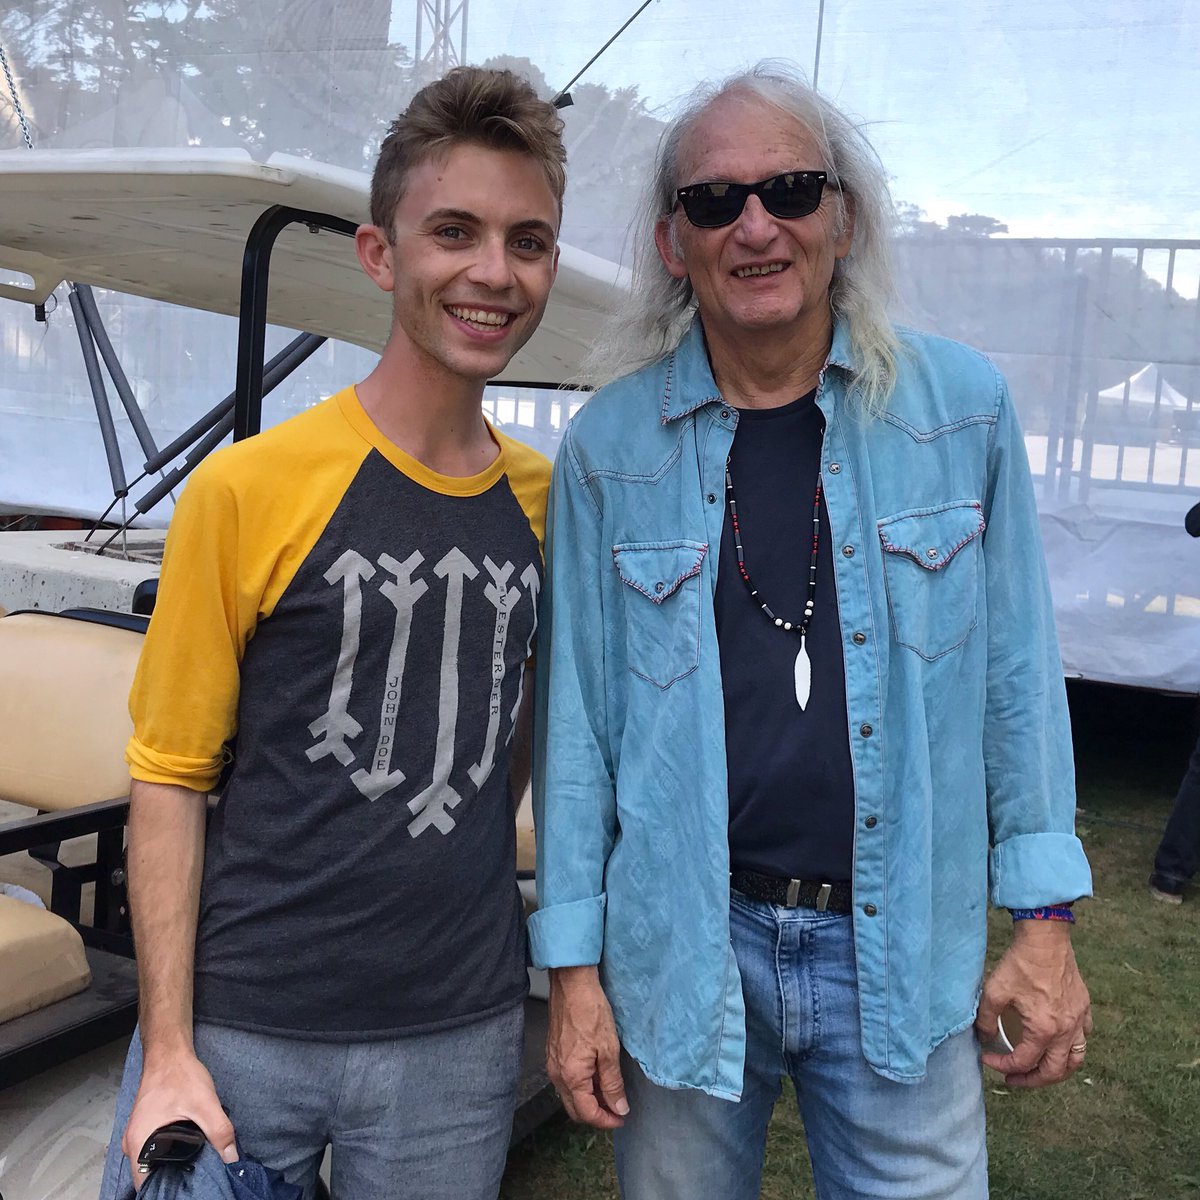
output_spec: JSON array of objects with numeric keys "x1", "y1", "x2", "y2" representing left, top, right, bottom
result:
[
  {"x1": 613, "y1": 895, "x2": 987, "y2": 1200},
  {"x1": 1152, "y1": 729, "x2": 1200, "y2": 893},
  {"x1": 98, "y1": 1004, "x2": 523, "y2": 1200}
]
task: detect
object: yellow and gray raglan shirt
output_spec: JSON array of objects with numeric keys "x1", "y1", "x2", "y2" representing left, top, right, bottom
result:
[{"x1": 127, "y1": 386, "x2": 549, "y2": 1039}]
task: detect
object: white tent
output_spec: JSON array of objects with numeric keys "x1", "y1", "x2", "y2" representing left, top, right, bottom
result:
[
  {"x1": 1098, "y1": 363, "x2": 1191, "y2": 411},
  {"x1": 2, "y1": 0, "x2": 1199, "y2": 690}
]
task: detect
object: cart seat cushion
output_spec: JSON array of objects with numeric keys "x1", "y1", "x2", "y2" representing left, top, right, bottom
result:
[
  {"x1": 515, "y1": 789, "x2": 536, "y2": 879},
  {"x1": 0, "y1": 894, "x2": 92, "y2": 1023},
  {"x1": 516, "y1": 823, "x2": 536, "y2": 877},
  {"x1": 0, "y1": 612, "x2": 142, "y2": 811}
]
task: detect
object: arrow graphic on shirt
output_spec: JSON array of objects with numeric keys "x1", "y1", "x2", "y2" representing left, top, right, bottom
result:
[
  {"x1": 306, "y1": 549, "x2": 375, "y2": 767},
  {"x1": 468, "y1": 557, "x2": 521, "y2": 789},
  {"x1": 408, "y1": 547, "x2": 479, "y2": 836},
  {"x1": 507, "y1": 562, "x2": 541, "y2": 735},
  {"x1": 350, "y1": 550, "x2": 428, "y2": 801}
]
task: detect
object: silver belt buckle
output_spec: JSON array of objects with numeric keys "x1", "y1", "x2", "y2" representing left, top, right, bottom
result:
[
  {"x1": 816, "y1": 883, "x2": 832, "y2": 912},
  {"x1": 786, "y1": 878, "x2": 802, "y2": 906}
]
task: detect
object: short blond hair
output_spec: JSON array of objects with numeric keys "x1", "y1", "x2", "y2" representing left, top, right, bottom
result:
[{"x1": 370, "y1": 67, "x2": 567, "y2": 235}]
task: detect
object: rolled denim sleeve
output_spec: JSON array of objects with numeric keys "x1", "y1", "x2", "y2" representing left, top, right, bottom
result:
[
  {"x1": 982, "y1": 380, "x2": 1093, "y2": 908},
  {"x1": 527, "y1": 425, "x2": 618, "y2": 969}
]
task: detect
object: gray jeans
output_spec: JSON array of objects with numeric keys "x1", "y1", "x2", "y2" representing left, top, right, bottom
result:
[{"x1": 98, "y1": 1005, "x2": 523, "y2": 1200}]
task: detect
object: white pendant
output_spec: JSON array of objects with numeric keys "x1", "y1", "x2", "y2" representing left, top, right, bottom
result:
[{"x1": 794, "y1": 637, "x2": 812, "y2": 711}]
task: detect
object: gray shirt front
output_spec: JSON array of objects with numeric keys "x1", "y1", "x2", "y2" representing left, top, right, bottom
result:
[{"x1": 193, "y1": 452, "x2": 542, "y2": 1038}]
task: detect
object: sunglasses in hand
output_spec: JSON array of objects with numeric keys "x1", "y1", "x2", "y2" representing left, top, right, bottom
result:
[
  {"x1": 137, "y1": 1119, "x2": 207, "y2": 1174},
  {"x1": 675, "y1": 170, "x2": 830, "y2": 228}
]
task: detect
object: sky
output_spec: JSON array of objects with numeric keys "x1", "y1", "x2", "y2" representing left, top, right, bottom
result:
[{"x1": 394, "y1": 0, "x2": 1199, "y2": 292}]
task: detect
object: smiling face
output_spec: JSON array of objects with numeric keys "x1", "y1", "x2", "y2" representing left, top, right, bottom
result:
[
  {"x1": 357, "y1": 142, "x2": 560, "y2": 387},
  {"x1": 655, "y1": 92, "x2": 853, "y2": 354}
]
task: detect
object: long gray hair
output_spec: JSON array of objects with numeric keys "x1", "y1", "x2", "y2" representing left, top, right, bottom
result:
[{"x1": 582, "y1": 61, "x2": 900, "y2": 415}]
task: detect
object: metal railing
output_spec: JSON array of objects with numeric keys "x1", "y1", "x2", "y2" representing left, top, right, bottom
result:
[
  {"x1": 5, "y1": 237, "x2": 1198, "y2": 508},
  {"x1": 896, "y1": 234, "x2": 1200, "y2": 507}
]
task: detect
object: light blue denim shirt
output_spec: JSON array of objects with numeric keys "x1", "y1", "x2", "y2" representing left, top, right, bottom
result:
[{"x1": 528, "y1": 316, "x2": 1092, "y2": 1098}]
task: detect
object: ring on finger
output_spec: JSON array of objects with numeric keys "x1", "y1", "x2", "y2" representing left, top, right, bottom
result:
[{"x1": 1069, "y1": 1041, "x2": 1087, "y2": 1055}]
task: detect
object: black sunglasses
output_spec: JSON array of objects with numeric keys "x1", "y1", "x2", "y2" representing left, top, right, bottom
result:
[
  {"x1": 137, "y1": 1119, "x2": 207, "y2": 1174},
  {"x1": 674, "y1": 171, "x2": 829, "y2": 229}
]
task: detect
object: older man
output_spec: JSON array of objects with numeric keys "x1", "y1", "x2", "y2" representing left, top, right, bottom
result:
[{"x1": 530, "y1": 63, "x2": 1092, "y2": 1199}]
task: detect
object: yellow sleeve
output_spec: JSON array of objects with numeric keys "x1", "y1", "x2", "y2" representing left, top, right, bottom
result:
[
  {"x1": 126, "y1": 391, "x2": 368, "y2": 792},
  {"x1": 496, "y1": 431, "x2": 552, "y2": 554},
  {"x1": 126, "y1": 456, "x2": 256, "y2": 791}
]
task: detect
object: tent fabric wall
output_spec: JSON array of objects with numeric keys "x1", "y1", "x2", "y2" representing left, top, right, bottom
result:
[{"x1": 1, "y1": 0, "x2": 1197, "y2": 689}]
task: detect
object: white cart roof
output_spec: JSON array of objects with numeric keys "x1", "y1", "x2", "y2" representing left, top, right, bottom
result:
[{"x1": 0, "y1": 148, "x2": 627, "y2": 385}]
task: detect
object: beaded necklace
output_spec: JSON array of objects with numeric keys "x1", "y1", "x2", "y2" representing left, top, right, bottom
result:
[{"x1": 725, "y1": 460, "x2": 821, "y2": 710}]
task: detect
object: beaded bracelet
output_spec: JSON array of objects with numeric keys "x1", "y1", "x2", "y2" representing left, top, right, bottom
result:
[{"x1": 1010, "y1": 906, "x2": 1075, "y2": 923}]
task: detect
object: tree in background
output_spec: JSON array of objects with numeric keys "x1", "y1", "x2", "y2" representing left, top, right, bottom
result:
[
  {"x1": 477, "y1": 54, "x2": 554, "y2": 97},
  {"x1": 895, "y1": 200, "x2": 945, "y2": 238},
  {"x1": 945, "y1": 213, "x2": 1009, "y2": 238},
  {"x1": 0, "y1": 1, "x2": 411, "y2": 168}
]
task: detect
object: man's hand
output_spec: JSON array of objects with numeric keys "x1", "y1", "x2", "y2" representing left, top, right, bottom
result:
[
  {"x1": 121, "y1": 1049, "x2": 238, "y2": 1190},
  {"x1": 975, "y1": 918, "x2": 1092, "y2": 1088},
  {"x1": 547, "y1": 965, "x2": 630, "y2": 1129}
]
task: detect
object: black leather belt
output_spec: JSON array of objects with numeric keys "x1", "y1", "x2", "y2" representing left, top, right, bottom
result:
[{"x1": 731, "y1": 870, "x2": 852, "y2": 913}]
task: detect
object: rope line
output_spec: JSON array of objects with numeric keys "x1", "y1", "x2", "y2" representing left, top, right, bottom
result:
[{"x1": 552, "y1": 0, "x2": 657, "y2": 107}]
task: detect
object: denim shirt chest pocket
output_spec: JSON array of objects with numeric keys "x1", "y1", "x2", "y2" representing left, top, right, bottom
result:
[
  {"x1": 612, "y1": 540, "x2": 708, "y2": 687},
  {"x1": 877, "y1": 500, "x2": 985, "y2": 660}
]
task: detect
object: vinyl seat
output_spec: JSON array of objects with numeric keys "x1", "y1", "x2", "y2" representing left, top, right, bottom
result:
[
  {"x1": 0, "y1": 894, "x2": 91, "y2": 1023},
  {"x1": 0, "y1": 609, "x2": 141, "y2": 1059}
]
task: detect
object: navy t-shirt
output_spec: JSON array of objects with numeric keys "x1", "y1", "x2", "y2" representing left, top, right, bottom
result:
[{"x1": 715, "y1": 389, "x2": 855, "y2": 881}]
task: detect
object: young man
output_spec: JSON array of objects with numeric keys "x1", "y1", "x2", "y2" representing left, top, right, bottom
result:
[{"x1": 100, "y1": 67, "x2": 565, "y2": 1200}]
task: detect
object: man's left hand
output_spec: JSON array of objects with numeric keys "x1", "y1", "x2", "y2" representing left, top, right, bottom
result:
[{"x1": 975, "y1": 918, "x2": 1092, "y2": 1088}]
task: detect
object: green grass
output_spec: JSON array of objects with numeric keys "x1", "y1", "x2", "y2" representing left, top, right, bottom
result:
[{"x1": 500, "y1": 686, "x2": 1200, "y2": 1199}]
